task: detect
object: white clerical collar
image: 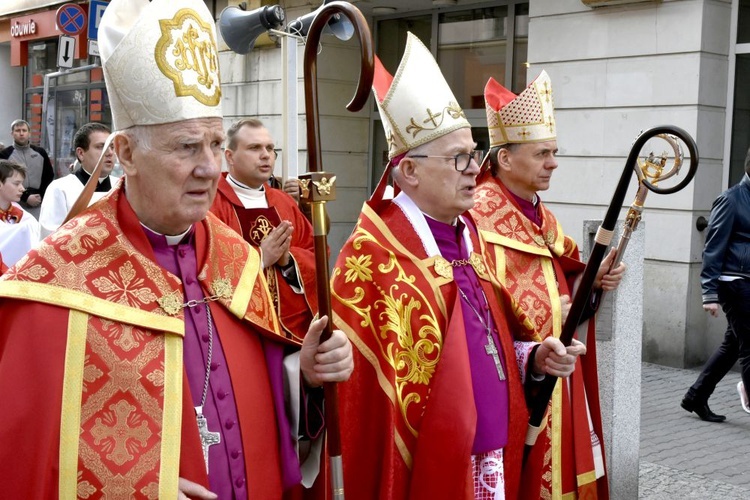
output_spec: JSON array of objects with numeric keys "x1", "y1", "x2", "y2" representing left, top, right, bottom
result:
[
  {"x1": 228, "y1": 174, "x2": 264, "y2": 192},
  {"x1": 140, "y1": 223, "x2": 192, "y2": 246},
  {"x1": 392, "y1": 191, "x2": 473, "y2": 258},
  {"x1": 227, "y1": 174, "x2": 268, "y2": 209},
  {"x1": 77, "y1": 161, "x2": 108, "y2": 183}
]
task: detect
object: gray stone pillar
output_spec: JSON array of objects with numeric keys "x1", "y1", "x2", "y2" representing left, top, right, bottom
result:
[{"x1": 582, "y1": 219, "x2": 644, "y2": 500}]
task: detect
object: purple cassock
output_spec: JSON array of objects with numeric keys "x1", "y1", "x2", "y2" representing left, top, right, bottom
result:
[
  {"x1": 425, "y1": 217, "x2": 510, "y2": 454},
  {"x1": 144, "y1": 226, "x2": 308, "y2": 498},
  {"x1": 509, "y1": 190, "x2": 541, "y2": 227}
]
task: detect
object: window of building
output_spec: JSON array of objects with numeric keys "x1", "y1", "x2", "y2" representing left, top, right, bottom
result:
[
  {"x1": 738, "y1": 0, "x2": 750, "y2": 44},
  {"x1": 370, "y1": 2, "x2": 529, "y2": 191},
  {"x1": 729, "y1": 53, "x2": 750, "y2": 187},
  {"x1": 24, "y1": 39, "x2": 111, "y2": 176}
]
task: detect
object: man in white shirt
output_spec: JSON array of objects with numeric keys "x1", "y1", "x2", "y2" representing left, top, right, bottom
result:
[
  {"x1": 39, "y1": 122, "x2": 117, "y2": 238},
  {"x1": 0, "y1": 160, "x2": 39, "y2": 268}
]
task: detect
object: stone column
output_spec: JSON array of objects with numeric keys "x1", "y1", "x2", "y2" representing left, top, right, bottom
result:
[{"x1": 582, "y1": 219, "x2": 644, "y2": 500}]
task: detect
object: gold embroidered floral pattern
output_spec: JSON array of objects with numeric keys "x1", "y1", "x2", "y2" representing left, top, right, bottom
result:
[
  {"x1": 146, "y1": 368, "x2": 165, "y2": 388},
  {"x1": 216, "y1": 239, "x2": 246, "y2": 281},
  {"x1": 54, "y1": 260, "x2": 88, "y2": 288},
  {"x1": 59, "y1": 220, "x2": 110, "y2": 257},
  {"x1": 499, "y1": 214, "x2": 533, "y2": 244},
  {"x1": 93, "y1": 262, "x2": 158, "y2": 307},
  {"x1": 82, "y1": 355, "x2": 104, "y2": 393},
  {"x1": 8, "y1": 258, "x2": 48, "y2": 281},
  {"x1": 211, "y1": 278, "x2": 233, "y2": 299},
  {"x1": 158, "y1": 292, "x2": 183, "y2": 316},
  {"x1": 90, "y1": 400, "x2": 153, "y2": 466},
  {"x1": 344, "y1": 254, "x2": 373, "y2": 283},
  {"x1": 333, "y1": 227, "x2": 443, "y2": 438},
  {"x1": 140, "y1": 482, "x2": 159, "y2": 499},
  {"x1": 77, "y1": 471, "x2": 97, "y2": 498},
  {"x1": 379, "y1": 293, "x2": 440, "y2": 386}
]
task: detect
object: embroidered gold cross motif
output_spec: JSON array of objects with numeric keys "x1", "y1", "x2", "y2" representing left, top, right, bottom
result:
[
  {"x1": 90, "y1": 400, "x2": 152, "y2": 466},
  {"x1": 405, "y1": 102, "x2": 466, "y2": 138},
  {"x1": 424, "y1": 108, "x2": 442, "y2": 127},
  {"x1": 545, "y1": 115, "x2": 555, "y2": 132},
  {"x1": 539, "y1": 81, "x2": 552, "y2": 103}
]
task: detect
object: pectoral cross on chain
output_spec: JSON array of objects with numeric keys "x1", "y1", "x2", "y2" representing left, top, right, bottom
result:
[
  {"x1": 196, "y1": 406, "x2": 221, "y2": 473},
  {"x1": 484, "y1": 331, "x2": 506, "y2": 381}
]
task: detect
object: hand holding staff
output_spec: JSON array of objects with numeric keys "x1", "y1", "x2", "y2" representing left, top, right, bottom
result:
[
  {"x1": 523, "y1": 126, "x2": 699, "y2": 462},
  {"x1": 299, "y1": 3, "x2": 374, "y2": 498}
]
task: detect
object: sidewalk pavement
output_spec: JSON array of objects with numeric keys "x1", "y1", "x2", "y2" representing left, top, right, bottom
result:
[{"x1": 639, "y1": 362, "x2": 750, "y2": 498}]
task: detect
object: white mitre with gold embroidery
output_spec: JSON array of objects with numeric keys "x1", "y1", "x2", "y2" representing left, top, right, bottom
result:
[
  {"x1": 98, "y1": 0, "x2": 222, "y2": 130},
  {"x1": 373, "y1": 32, "x2": 470, "y2": 159},
  {"x1": 485, "y1": 71, "x2": 556, "y2": 147}
]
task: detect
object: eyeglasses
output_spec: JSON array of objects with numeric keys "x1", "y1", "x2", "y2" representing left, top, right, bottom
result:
[{"x1": 406, "y1": 150, "x2": 484, "y2": 172}]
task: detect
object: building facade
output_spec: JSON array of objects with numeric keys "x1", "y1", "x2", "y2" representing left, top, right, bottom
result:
[{"x1": 0, "y1": 0, "x2": 744, "y2": 368}]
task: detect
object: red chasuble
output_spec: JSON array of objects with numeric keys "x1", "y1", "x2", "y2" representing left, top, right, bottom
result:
[
  {"x1": 331, "y1": 196, "x2": 528, "y2": 500},
  {"x1": 471, "y1": 173, "x2": 608, "y2": 500},
  {"x1": 0, "y1": 186, "x2": 299, "y2": 499},
  {"x1": 211, "y1": 174, "x2": 318, "y2": 341}
]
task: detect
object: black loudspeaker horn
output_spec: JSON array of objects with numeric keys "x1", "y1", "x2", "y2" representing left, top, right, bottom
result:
[
  {"x1": 287, "y1": 0, "x2": 354, "y2": 40},
  {"x1": 219, "y1": 4, "x2": 286, "y2": 54}
]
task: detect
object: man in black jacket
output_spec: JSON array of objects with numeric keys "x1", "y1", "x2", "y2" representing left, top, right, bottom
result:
[
  {"x1": 0, "y1": 119, "x2": 54, "y2": 218},
  {"x1": 682, "y1": 148, "x2": 750, "y2": 421}
]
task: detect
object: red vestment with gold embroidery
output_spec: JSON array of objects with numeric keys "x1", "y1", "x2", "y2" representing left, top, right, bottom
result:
[
  {"x1": 211, "y1": 174, "x2": 318, "y2": 341},
  {"x1": 471, "y1": 174, "x2": 608, "y2": 500},
  {"x1": 0, "y1": 186, "x2": 301, "y2": 499},
  {"x1": 331, "y1": 197, "x2": 528, "y2": 500}
]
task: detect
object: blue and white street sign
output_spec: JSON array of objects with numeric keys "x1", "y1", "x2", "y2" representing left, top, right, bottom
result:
[{"x1": 88, "y1": 0, "x2": 109, "y2": 41}]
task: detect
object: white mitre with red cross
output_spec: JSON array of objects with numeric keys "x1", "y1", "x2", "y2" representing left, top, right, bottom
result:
[
  {"x1": 98, "y1": 0, "x2": 223, "y2": 131},
  {"x1": 485, "y1": 71, "x2": 556, "y2": 147},
  {"x1": 372, "y1": 32, "x2": 470, "y2": 159}
]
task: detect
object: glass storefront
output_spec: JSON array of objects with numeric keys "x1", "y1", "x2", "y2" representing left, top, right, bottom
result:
[
  {"x1": 24, "y1": 38, "x2": 111, "y2": 177},
  {"x1": 370, "y1": 2, "x2": 529, "y2": 190}
]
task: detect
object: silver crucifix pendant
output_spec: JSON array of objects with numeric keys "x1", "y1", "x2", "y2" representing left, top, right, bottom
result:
[
  {"x1": 195, "y1": 406, "x2": 221, "y2": 473},
  {"x1": 484, "y1": 333, "x2": 506, "y2": 381}
]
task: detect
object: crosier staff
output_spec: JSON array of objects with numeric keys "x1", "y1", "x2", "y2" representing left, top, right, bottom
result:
[
  {"x1": 523, "y1": 125, "x2": 699, "y2": 462},
  {"x1": 63, "y1": 133, "x2": 116, "y2": 223},
  {"x1": 298, "y1": 3, "x2": 374, "y2": 499}
]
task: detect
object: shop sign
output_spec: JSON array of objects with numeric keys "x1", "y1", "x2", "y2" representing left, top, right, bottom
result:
[{"x1": 10, "y1": 19, "x2": 37, "y2": 38}]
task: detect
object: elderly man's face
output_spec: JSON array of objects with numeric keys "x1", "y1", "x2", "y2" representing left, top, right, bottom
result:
[
  {"x1": 404, "y1": 127, "x2": 480, "y2": 224},
  {"x1": 122, "y1": 117, "x2": 224, "y2": 235}
]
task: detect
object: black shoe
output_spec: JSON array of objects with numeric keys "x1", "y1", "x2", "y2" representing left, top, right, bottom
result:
[{"x1": 681, "y1": 397, "x2": 726, "y2": 422}]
